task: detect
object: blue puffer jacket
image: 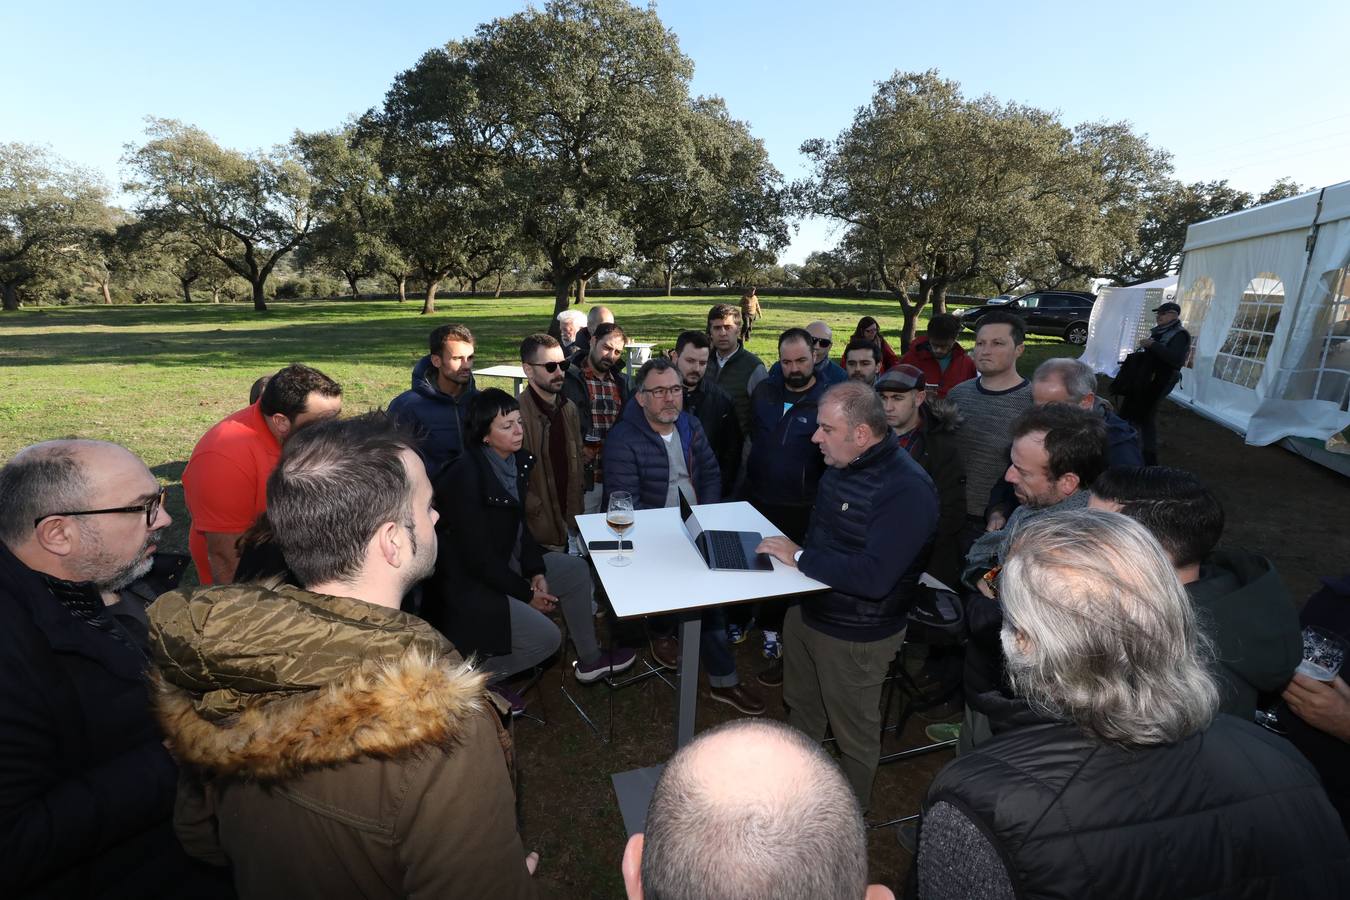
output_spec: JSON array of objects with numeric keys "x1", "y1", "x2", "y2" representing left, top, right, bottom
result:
[
  {"x1": 602, "y1": 397, "x2": 721, "y2": 510},
  {"x1": 798, "y1": 432, "x2": 938, "y2": 642},
  {"x1": 387, "y1": 356, "x2": 479, "y2": 477},
  {"x1": 744, "y1": 369, "x2": 829, "y2": 506}
]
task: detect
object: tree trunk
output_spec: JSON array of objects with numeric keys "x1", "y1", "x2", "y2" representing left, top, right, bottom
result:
[
  {"x1": 100, "y1": 280, "x2": 113, "y2": 305},
  {"x1": 251, "y1": 279, "x2": 268, "y2": 312},
  {"x1": 551, "y1": 277, "x2": 571, "y2": 328},
  {"x1": 180, "y1": 279, "x2": 193, "y2": 303},
  {"x1": 469, "y1": 276, "x2": 479, "y2": 294},
  {"x1": 665, "y1": 268, "x2": 674, "y2": 296},
  {"x1": 211, "y1": 285, "x2": 221, "y2": 304},
  {"x1": 347, "y1": 272, "x2": 360, "y2": 299},
  {"x1": 575, "y1": 277, "x2": 588, "y2": 306},
  {"x1": 494, "y1": 271, "x2": 503, "y2": 298},
  {"x1": 421, "y1": 280, "x2": 439, "y2": 315},
  {"x1": 933, "y1": 285, "x2": 948, "y2": 316},
  {"x1": 1, "y1": 282, "x2": 20, "y2": 311},
  {"x1": 397, "y1": 275, "x2": 407, "y2": 303}
]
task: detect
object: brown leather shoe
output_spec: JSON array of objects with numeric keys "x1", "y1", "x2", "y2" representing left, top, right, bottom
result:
[
  {"x1": 649, "y1": 635, "x2": 679, "y2": 670},
  {"x1": 709, "y1": 683, "x2": 766, "y2": 716}
]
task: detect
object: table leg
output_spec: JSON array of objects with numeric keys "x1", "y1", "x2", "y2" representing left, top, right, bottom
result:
[
  {"x1": 676, "y1": 609, "x2": 700, "y2": 749},
  {"x1": 511, "y1": 376, "x2": 524, "y2": 396}
]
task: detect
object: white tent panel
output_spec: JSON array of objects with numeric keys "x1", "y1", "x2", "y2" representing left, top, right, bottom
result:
[
  {"x1": 1182, "y1": 190, "x2": 1321, "y2": 253},
  {"x1": 1081, "y1": 277, "x2": 1176, "y2": 377}
]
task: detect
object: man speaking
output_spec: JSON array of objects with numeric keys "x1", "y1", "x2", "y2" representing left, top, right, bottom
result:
[{"x1": 757, "y1": 381, "x2": 938, "y2": 809}]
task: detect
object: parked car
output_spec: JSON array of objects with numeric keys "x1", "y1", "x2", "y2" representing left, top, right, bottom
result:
[
  {"x1": 986, "y1": 294, "x2": 1015, "y2": 305},
  {"x1": 960, "y1": 290, "x2": 1097, "y2": 344}
]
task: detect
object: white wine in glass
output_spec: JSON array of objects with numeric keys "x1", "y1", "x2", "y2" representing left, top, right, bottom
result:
[{"x1": 606, "y1": 492, "x2": 635, "y2": 567}]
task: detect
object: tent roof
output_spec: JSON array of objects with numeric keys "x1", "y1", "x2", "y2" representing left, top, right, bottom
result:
[{"x1": 1183, "y1": 179, "x2": 1350, "y2": 253}]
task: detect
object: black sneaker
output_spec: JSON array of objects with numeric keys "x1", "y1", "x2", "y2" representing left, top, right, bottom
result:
[{"x1": 756, "y1": 657, "x2": 784, "y2": 687}]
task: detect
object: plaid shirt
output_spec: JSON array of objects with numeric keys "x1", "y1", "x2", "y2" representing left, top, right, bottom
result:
[
  {"x1": 584, "y1": 363, "x2": 622, "y2": 483},
  {"x1": 896, "y1": 409, "x2": 924, "y2": 456}
]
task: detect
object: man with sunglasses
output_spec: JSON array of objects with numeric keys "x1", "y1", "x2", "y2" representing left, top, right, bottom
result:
[
  {"x1": 0, "y1": 440, "x2": 230, "y2": 898},
  {"x1": 519, "y1": 333, "x2": 587, "y2": 552}
]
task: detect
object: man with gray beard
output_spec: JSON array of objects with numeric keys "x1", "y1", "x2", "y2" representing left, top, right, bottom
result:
[{"x1": 0, "y1": 440, "x2": 230, "y2": 898}]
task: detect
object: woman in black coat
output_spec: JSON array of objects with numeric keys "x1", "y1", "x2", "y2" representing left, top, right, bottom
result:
[{"x1": 423, "y1": 389, "x2": 634, "y2": 688}]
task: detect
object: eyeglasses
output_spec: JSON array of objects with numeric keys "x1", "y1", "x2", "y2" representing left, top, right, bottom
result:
[
  {"x1": 528, "y1": 359, "x2": 570, "y2": 373},
  {"x1": 35, "y1": 486, "x2": 167, "y2": 529},
  {"x1": 811, "y1": 338, "x2": 833, "y2": 348},
  {"x1": 642, "y1": 386, "x2": 682, "y2": 399}
]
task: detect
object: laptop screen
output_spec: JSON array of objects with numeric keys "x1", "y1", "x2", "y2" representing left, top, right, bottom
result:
[{"x1": 678, "y1": 492, "x2": 705, "y2": 546}]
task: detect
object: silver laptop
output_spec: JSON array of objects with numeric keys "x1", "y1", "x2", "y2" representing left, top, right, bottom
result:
[{"x1": 678, "y1": 493, "x2": 773, "y2": 572}]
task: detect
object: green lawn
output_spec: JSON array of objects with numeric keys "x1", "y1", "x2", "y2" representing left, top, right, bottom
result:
[{"x1": 0, "y1": 294, "x2": 1078, "y2": 578}]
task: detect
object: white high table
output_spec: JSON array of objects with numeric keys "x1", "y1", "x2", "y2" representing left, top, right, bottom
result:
[
  {"x1": 474, "y1": 364, "x2": 528, "y2": 396},
  {"x1": 576, "y1": 501, "x2": 828, "y2": 834}
]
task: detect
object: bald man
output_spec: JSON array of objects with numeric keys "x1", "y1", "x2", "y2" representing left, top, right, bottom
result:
[
  {"x1": 0, "y1": 440, "x2": 228, "y2": 898},
  {"x1": 622, "y1": 719, "x2": 894, "y2": 900}
]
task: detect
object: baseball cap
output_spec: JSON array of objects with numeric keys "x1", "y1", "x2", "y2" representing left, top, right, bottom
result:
[
  {"x1": 875, "y1": 365, "x2": 925, "y2": 394},
  {"x1": 1153, "y1": 302, "x2": 1181, "y2": 315}
]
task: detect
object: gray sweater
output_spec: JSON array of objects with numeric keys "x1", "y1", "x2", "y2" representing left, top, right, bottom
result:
[{"x1": 946, "y1": 377, "x2": 1032, "y2": 518}]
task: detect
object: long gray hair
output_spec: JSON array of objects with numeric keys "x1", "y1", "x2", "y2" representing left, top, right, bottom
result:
[{"x1": 999, "y1": 508, "x2": 1219, "y2": 746}]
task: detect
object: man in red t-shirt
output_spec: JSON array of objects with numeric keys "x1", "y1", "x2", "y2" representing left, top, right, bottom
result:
[{"x1": 182, "y1": 364, "x2": 342, "y2": 584}]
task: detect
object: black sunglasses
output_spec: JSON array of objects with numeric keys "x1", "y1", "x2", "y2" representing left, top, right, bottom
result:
[
  {"x1": 811, "y1": 337, "x2": 833, "y2": 348},
  {"x1": 35, "y1": 486, "x2": 167, "y2": 529},
  {"x1": 529, "y1": 359, "x2": 570, "y2": 373}
]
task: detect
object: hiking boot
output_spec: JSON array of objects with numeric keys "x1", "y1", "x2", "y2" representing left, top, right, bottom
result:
[
  {"x1": 709, "y1": 683, "x2": 767, "y2": 716},
  {"x1": 649, "y1": 635, "x2": 679, "y2": 670},
  {"x1": 574, "y1": 647, "x2": 638, "y2": 684},
  {"x1": 756, "y1": 657, "x2": 784, "y2": 687},
  {"x1": 762, "y1": 630, "x2": 782, "y2": 660},
  {"x1": 925, "y1": 722, "x2": 962, "y2": 744}
]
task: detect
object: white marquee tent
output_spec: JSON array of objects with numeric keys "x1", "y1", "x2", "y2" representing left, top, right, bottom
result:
[
  {"x1": 1087, "y1": 181, "x2": 1350, "y2": 474},
  {"x1": 1080, "y1": 275, "x2": 1178, "y2": 376}
]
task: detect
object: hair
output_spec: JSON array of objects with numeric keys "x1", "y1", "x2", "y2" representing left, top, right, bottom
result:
[
  {"x1": 741, "y1": 286, "x2": 757, "y2": 300},
  {"x1": 248, "y1": 375, "x2": 271, "y2": 405},
  {"x1": 999, "y1": 508, "x2": 1220, "y2": 746},
  {"x1": 1034, "y1": 357, "x2": 1097, "y2": 404},
  {"x1": 777, "y1": 327, "x2": 813, "y2": 355},
  {"x1": 851, "y1": 315, "x2": 880, "y2": 339},
  {"x1": 641, "y1": 719, "x2": 868, "y2": 900},
  {"x1": 842, "y1": 336, "x2": 880, "y2": 364},
  {"x1": 0, "y1": 441, "x2": 93, "y2": 546},
  {"x1": 465, "y1": 388, "x2": 521, "y2": 447},
  {"x1": 1011, "y1": 404, "x2": 1108, "y2": 487},
  {"x1": 1090, "y1": 466, "x2": 1225, "y2": 567},
  {"x1": 428, "y1": 323, "x2": 475, "y2": 357},
  {"x1": 675, "y1": 329, "x2": 711, "y2": 355},
  {"x1": 975, "y1": 310, "x2": 1025, "y2": 345},
  {"x1": 706, "y1": 303, "x2": 743, "y2": 331},
  {"x1": 927, "y1": 313, "x2": 961, "y2": 341},
  {"x1": 556, "y1": 308, "x2": 586, "y2": 327},
  {"x1": 636, "y1": 357, "x2": 679, "y2": 390},
  {"x1": 823, "y1": 381, "x2": 889, "y2": 438},
  {"x1": 586, "y1": 305, "x2": 614, "y2": 330},
  {"x1": 592, "y1": 321, "x2": 627, "y2": 345},
  {"x1": 519, "y1": 332, "x2": 560, "y2": 363},
  {"x1": 259, "y1": 364, "x2": 342, "y2": 420},
  {"x1": 266, "y1": 412, "x2": 416, "y2": 587}
]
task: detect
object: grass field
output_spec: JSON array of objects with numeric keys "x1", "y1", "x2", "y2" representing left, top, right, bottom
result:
[{"x1": 0, "y1": 294, "x2": 1085, "y2": 896}]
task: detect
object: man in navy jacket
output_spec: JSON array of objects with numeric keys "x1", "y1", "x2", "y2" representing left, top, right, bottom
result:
[
  {"x1": 758, "y1": 382, "x2": 938, "y2": 809},
  {"x1": 603, "y1": 358, "x2": 765, "y2": 716},
  {"x1": 387, "y1": 323, "x2": 479, "y2": 476}
]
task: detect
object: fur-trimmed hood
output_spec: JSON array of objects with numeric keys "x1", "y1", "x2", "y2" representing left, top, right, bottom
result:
[
  {"x1": 149, "y1": 583, "x2": 487, "y2": 782},
  {"x1": 924, "y1": 397, "x2": 964, "y2": 433}
]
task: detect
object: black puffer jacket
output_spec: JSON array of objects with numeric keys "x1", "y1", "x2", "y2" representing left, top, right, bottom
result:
[
  {"x1": 797, "y1": 432, "x2": 938, "y2": 642},
  {"x1": 425, "y1": 448, "x2": 547, "y2": 658},
  {"x1": 926, "y1": 714, "x2": 1350, "y2": 899}
]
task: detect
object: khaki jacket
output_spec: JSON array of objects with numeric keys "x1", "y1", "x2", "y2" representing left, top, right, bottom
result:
[
  {"x1": 518, "y1": 387, "x2": 585, "y2": 548},
  {"x1": 149, "y1": 584, "x2": 535, "y2": 900}
]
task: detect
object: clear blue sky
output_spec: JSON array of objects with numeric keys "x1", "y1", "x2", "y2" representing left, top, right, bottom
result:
[{"x1": 5, "y1": 0, "x2": 1348, "y2": 263}]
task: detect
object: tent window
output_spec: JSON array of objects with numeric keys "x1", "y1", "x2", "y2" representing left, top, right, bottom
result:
[
  {"x1": 1213, "y1": 275, "x2": 1285, "y2": 389},
  {"x1": 1274, "y1": 266, "x2": 1350, "y2": 409}
]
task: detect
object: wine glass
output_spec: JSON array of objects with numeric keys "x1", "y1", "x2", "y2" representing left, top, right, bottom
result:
[{"x1": 606, "y1": 491, "x2": 635, "y2": 568}]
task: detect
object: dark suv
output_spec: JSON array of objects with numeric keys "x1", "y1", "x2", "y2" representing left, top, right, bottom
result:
[{"x1": 959, "y1": 291, "x2": 1097, "y2": 344}]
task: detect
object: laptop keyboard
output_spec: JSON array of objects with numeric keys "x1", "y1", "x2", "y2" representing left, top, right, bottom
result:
[{"x1": 709, "y1": 531, "x2": 749, "y2": 568}]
